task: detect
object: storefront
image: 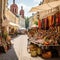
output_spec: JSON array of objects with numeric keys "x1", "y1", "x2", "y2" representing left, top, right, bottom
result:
[
  {"x1": 0, "y1": 0, "x2": 12, "y2": 53},
  {"x1": 28, "y1": 0, "x2": 60, "y2": 59}
]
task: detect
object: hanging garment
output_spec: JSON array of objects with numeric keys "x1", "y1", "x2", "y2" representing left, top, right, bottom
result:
[
  {"x1": 58, "y1": 13, "x2": 60, "y2": 26},
  {"x1": 44, "y1": 18, "x2": 47, "y2": 30},
  {"x1": 43, "y1": 18, "x2": 49, "y2": 30},
  {"x1": 46, "y1": 19, "x2": 49, "y2": 30},
  {"x1": 48, "y1": 16, "x2": 51, "y2": 27},
  {"x1": 53, "y1": 14, "x2": 56, "y2": 26},
  {"x1": 41, "y1": 19, "x2": 45, "y2": 29},
  {"x1": 38, "y1": 19, "x2": 41, "y2": 29},
  {"x1": 51, "y1": 15, "x2": 54, "y2": 27},
  {"x1": 56, "y1": 17, "x2": 58, "y2": 26},
  {"x1": 43, "y1": 18, "x2": 47, "y2": 30},
  {"x1": 48, "y1": 16, "x2": 53, "y2": 27}
]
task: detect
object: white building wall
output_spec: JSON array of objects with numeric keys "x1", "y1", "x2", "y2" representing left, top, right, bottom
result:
[{"x1": 19, "y1": 16, "x2": 25, "y2": 28}]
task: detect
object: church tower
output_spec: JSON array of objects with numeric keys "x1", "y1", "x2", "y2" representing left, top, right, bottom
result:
[
  {"x1": 20, "y1": 6, "x2": 24, "y2": 18},
  {"x1": 10, "y1": 0, "x2": 18, "y2": 15}
]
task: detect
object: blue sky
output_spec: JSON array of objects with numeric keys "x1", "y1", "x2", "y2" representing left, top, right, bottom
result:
[{"x1": 8, "y1": 0, "x2": 43, "y2": 17}]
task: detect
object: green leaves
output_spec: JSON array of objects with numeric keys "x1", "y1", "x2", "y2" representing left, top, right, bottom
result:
[{"x1": 34, "y1": 21, "x2": 38, "y2": 25}]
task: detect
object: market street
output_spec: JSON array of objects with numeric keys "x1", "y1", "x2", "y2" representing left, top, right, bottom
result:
[
  {"x1": 0, "y1": 0, "x2": 60, "y2": 60},
  {"x1": 0, "y1": 35, "x2": 29, "y2": 60},
  {"x1": 0, "y1": 35, "x2": 60, "y2": 60}
]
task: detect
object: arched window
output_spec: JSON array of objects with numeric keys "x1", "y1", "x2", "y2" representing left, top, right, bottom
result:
[{"x1": 15, "y1": 8, "x2": 16, "y2": 13}]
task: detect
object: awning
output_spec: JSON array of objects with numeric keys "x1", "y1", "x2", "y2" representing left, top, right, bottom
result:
[
  {"x1": 29, "y1": 3, "x2": 51, "y2": 12},
  {"x1": 29, "y1": 0, "x2": 60, "y2": 12},
  {"x1": 35, "y1": 4, "x2": 51, "y2": 10},
  {"x1": 29, "y1": 7, "x2": 43, "y2": 12},
  {"x1": 48, "y1": 1, "x2": 60, "y2": 8},
  {"x1": 30, "y1": 1, "x2": 60, "y2": 19},
  {"x1": 40, "y1": 8, "x2": 58, "y2": 19},
  {"x1": 31, "y1": 24, "x2": 38, "y2": 28},
  {"x1": 9, "y1": 22, "x2": 20, "y2": 27}
]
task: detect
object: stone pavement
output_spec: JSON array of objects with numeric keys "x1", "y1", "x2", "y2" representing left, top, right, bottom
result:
[{"x1": 0, "y1": 35, "x2": 60, "y2": 60}]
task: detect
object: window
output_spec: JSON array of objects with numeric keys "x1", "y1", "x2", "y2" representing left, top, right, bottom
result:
[{"x1": 15, "y1": 9, "x2": 16, "y2": 13}]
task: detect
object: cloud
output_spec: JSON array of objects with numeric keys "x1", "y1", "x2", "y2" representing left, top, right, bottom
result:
[{"x1": 34, "y1": 0, "x2": 43, "y2": 4}]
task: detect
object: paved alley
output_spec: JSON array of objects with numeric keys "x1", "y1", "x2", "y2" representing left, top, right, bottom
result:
[{"x1": 0, "y1": 35, "x2": 60, "y2": 60}]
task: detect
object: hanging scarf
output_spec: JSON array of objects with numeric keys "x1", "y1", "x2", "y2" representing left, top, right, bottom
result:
[{"x1": 38, "y1": 19, "x2": 41, "y2": 29}]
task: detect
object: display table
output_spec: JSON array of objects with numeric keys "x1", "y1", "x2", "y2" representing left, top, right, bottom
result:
[
  {"x1": 27, "y1": 28, "x2": 60, "y2": 58},
  {"x1": 29, "y1": 39, "x2": 60, "y2": 47}
]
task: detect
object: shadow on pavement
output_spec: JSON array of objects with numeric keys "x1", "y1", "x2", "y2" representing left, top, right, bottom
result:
[
  {"x1": 0, "y1": 45, "x2": 18, "y2": 60},
  {"x1": 43, "y1": 58, "x2": 60, "y2": 60}
]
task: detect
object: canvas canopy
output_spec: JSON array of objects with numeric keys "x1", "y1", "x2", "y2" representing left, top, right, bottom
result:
[
  {"x1": 31, "y1": 24, "x2": 38, "y2": 28},
  {"x1": 30, "y1": 0, "x2": 60, "y2": 19},
  {"x1": 29, "y1": 7, "x2": 43, "y2": 12},
  {"x1": 30, "y1": 0, "x2": 60, "y2": 12},
  {"x1": 48, "y1": 1, "x2": 60, "y2": 9},
  {"x1": 9, "y1": 22, "x2": 20, "y2": 27},
  {"x1": 40, "y1": 8, "x2": 59, "y2": 19}
]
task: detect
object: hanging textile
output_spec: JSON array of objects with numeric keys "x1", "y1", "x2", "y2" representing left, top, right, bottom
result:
[
  {"x1": 44, "y1": 18, "x2": 47, "y2": 30},
  {"x1": 48, "y1": 16, "x2": 53, "y2": 27},
  {"x1": 53, "y1": 14, "x2": 56, "y2": 26},
  {"x1": 44, "y1": 18, "x2": 49, "y2": 30},
  {"x1": 38, "y1": 19, "x2": 41, "y2": 29},
  {"x1": 51, "y1": 15, "x2": 54, "y2": 27},
  {"x1": 41, "y1": 19, "x2": 45, "y2": 29},
  {"x1": 56, "y1": 17, "x2": 58, "y2": 26},
  {"x1": 48, "y1": 16, "x2": 51, "y2": 27},
  {"x1": 46, "y1": 18, "x2": 49, "y2": 30},
  {"x1": 43, "y1": 18, "x2": 47, "y2": 30},
  {"x1": 58, "y1": 13, "x2": 60, "y2": 26}
]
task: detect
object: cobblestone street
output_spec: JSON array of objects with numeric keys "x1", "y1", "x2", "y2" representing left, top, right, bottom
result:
[
  {"x1": 0, "y1": 0, "x2": 60, "y2": 60},
  {"x1": 0, "y1": 35, "x2": 60, "y2": 60}
]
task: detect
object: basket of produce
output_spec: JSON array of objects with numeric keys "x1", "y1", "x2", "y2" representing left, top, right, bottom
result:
[
  {"x1": 37, "y1": 47, "x2": 42, "y2": 56},
  {"x1": 42, "y1": 51, "x2": 52, "y2": 59},
  {"x1": 31, "y1": 50, "x2": 37, "y2": 57}
]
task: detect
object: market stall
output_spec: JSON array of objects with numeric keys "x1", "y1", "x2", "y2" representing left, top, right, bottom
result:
[
  {"x1": 27, "y1": 27, "x2": 60, "y2": 58},
  {"x1": 0, "y1": 26, "x2": 11, "y2": 53},
  {"x1": 28, "y1": 0, "x2": 60, "y2": 58},
  {"x1": 9, "y1": 22, "x2": 20, "y2": 37}
]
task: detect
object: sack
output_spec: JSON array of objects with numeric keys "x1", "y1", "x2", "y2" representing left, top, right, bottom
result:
[
  {"x1": 37, "y1": 47, "x2": 42, "y2": 55},
  {"x1": 6, "y1": 35, "x2": 11, "y2": 41},
  {"x1": 31, "y1": 50, "x2": 37, "y2": 57}
]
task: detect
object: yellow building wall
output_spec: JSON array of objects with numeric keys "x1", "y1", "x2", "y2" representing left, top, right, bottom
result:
[{"x1": 5, "y1": 8, "x2": 19, "y2": 25}]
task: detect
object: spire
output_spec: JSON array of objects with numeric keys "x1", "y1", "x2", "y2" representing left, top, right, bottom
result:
[
  {"x1": 21, "y1": 6, "x2": 23, "y2": 10},
  {"x1": 13, "y1": 0, "x2": 15, "y2": 4}
]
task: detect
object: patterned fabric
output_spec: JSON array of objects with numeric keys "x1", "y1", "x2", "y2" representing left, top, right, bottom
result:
[
  {"x1": 53, "y1": 15, "x2": 56, "y2": 26},
  {"x1": 58, "y1": 13, "x2": 60, "y2": 26}
]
